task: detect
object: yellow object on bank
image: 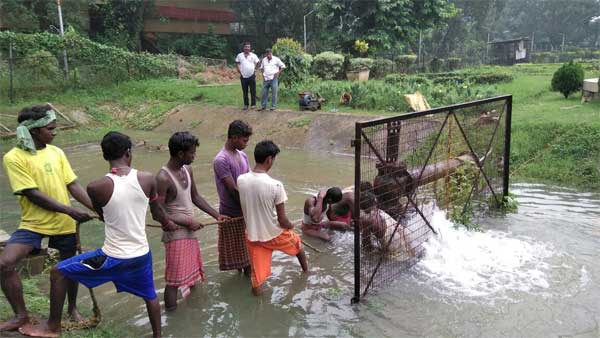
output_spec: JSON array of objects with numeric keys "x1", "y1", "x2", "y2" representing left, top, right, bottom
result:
[{"x1": 3, "y1": 145, "x2": 77, "y2": 235}]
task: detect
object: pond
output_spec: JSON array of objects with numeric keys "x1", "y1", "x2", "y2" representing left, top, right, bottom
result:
[{"x1": 1, "y1": 131, "x2": 599, "y2": 338}]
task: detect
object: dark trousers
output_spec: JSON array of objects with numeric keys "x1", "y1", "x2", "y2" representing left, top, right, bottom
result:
[{"x1": 240, "y1": 75, "x2": 256, "y2": 107}]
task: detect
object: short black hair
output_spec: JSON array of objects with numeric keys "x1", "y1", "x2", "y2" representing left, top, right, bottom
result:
[
  {"x1": 168, "y1": 131, "x2": 199, "y2": 157},
  {"x1": 254, "y1": 140, "x2": 280, "y2": 164},
  {"x1": 359, "y1": 191, "x2": 377, "y2": 210},
  {"x1": 359, "y1": 181, "x2": 373, "y2": 192},
  {"x1": 228, "y1": 120, "x2": 253, "y2": 138},
  {"x1": 101, "y1": 131, "x2": 132, "y2": 161},
  {"x1": 265, "y1": 48, "x2": 272, "y2": 53},
  {"x1": 17, "y1": 104, "x2": 52, "y2": 123},
  {"x1": 243, "y1": 41, "x2": 251, "y2": 47},
  {"x1": 324, "y1": 187, "x2": 343, "y2": 204}
]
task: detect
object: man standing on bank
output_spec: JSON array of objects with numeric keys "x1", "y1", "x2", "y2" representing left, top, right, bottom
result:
[
  {"x1": 213, "y1": 121, "x2": 253, "y2": 275},
  {"x1": 0, "y1": 104, "x2": 94, "y2": 332},
  {"x1": 259, "y1": 48, "x2": 286, "y2": 111},
  {"x1": 235, "y1": 42, "x2": 260, "y2": 110}
]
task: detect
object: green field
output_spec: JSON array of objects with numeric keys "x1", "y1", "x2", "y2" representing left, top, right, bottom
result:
[{"x1": 2, "y1": 63, "x2": 599, "y2": 190}]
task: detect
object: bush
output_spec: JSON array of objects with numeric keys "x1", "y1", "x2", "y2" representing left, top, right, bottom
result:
[
  {"x1": 19, "y1": 50, "x2": 60, "y2": 80},
  {"x1": 272, "y1": 37, "x2": 312, "y2": 85},
  {"x1": 348, "y1": 58, "x2": 373, "y2": 71},
  {"x1": 551, "y1": 61, "x2": 584, "y2": 98},
  {"x1": 395, "y1": 55, "x2": 416, "y2": 73},
  {"x1": 447, "y1": 57, "x2": 462, "y2": 71},
  {"x1": 371, "y1": 58, "x2": 393, "y2": 78},
  {"x1": 312, "y1": 51, "x2": 344, "y2": 80},
  {"x1": 429, "y1": 57, "x2": 444, "y2": 73}
]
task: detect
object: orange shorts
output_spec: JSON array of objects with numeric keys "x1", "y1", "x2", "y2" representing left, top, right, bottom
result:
[{"x1": 246, "y1": 229, "x2": 302, "y2": 288}]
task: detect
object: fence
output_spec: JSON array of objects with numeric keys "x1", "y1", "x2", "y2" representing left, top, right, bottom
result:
[
  {"x1": 351, "y1": 95, "x2": 512, "y2": 302},
  {"x1": 0, "y1": 44, "x2": 226, "y2": 103}
]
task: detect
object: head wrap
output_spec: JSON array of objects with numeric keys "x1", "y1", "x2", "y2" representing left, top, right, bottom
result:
[{"x1": 16, "y1": 109, "x2": 56, "y2": 154}]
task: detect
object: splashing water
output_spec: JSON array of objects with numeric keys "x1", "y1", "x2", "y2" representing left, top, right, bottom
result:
[{"x1": 414, "y1": 210, "x2": 556, "y2": 301}]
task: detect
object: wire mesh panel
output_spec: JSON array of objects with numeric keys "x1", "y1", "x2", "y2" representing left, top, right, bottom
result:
[{"x1": 352, "y1": 95, "x2": 512, "y2": 302}]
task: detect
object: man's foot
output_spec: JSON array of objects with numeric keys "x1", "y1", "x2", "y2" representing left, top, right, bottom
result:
[
  {"x1": 251, "y1": 285, "x2": 264, "y2": 296},
  {"x1": 250, "y1": 105, "x2": 256, "y2": 110},
  {"x1": 269, "y1": 108, "x2": 275, "y2": 111},
  {"x1": 258, "y1": 107, "x2": 266, "y2": 111},
  {"x1": 65, "y1": 309, "x2": 85, "y2": 324},
  {"x1": 242, "y1": 106, "x2": 249, "y2": 110},
  {"x1": 0, "y1": 316, "x2": 30, "y2": 332},
  {"x1": 18, "y1": 322, "x2": 60, "y2": 338}
]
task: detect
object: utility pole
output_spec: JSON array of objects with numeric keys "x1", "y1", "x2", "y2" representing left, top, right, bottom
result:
[
  {"x1": 418, "y1": 30, "x2": 422, "y2": 69},
  {"x1": 57, "y1": 0, "x2": 69, "y2": 80},
  {"x1": 561, "y1": 33, "x2": 566, "y2": 52},
  {"x1": 303, "y1": 9, "x2": 316, "y2": 52},
  {"x1": 486, "y1": 32, "x2": 490, "y2": 64}
]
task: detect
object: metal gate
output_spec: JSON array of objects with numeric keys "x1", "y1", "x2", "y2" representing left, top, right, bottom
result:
[{"x1": 352, "y1": 95, "x2": 512, "y2": 302}]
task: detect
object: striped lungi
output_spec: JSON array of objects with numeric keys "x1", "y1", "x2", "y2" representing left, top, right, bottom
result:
[
  {"x1": 218, "y1": 218, "x2": 250, "y2": 271},
  {"x1": 165, "y1": 238, "x2": 205, "y2": 287}
]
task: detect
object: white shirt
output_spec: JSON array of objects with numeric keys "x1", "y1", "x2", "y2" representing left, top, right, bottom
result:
[
  {"x1": 238, "y1": 171, "x2": 288, "y2": 242},
  {"x1": 235, "y1": 52, "x2": 259, "y2": 78},
  {"x1": 101, "y1": 169, "x2": 150, "y2": 259},
  {"x1": 260, "y1": 56, "x2": 286, "y2": 81}
]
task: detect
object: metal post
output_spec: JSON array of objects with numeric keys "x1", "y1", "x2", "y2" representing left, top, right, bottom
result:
[
  {"x1": 418, "y1": 31, "x2": 422, "y2": 69},
  {"x1": 8, "y1": 43, "x2": 14, "y2": 104},
  {"x1": 561, "y1": 33, "x2": 565, "y2": 52},
  {"x1": 502, "y1": 96, "x2": 512, "y2": 198},
  {"x1": 57, "y1": 0, "x2": 69, "y2": 81},
  {"x1": 486, "y1": 32, "x2": 490, "y2": 64},
  {"x1": 303, "y1": 9, "x2": 315, "y2": 52},
  {"x1": 351, "y1": 123, "x2": 361, "y2": 304}
]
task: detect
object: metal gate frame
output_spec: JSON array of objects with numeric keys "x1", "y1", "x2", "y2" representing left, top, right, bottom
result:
[{"x1": 351, "y1": 95, "x2": 512, "y2": 303}]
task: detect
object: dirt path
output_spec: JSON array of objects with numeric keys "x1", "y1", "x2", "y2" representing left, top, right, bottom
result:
[{"x1": 154, "y1": 104, "x2": 381, "y2": 154}]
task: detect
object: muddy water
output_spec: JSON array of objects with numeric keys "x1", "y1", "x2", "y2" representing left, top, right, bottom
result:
[{"x1": 1, "y1": 132, "x2": 600, "y2": 338}]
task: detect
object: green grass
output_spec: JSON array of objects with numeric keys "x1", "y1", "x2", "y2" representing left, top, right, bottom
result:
[
  {"x1": 2, "y1": 62, "x2": 599, "y2": 189},
  {"x1": 0, "y1": 273, "x2": 119, "y2": 338}
]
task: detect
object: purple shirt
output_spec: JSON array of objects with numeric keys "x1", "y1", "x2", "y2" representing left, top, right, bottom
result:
[{"x1": 213, "y1": 147, "x2": 250, "y2": 217}]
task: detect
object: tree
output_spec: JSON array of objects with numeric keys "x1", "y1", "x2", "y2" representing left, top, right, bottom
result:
[
  {"x1": 89, "y1": 0, "x2": 153, "y2": 51},
  {"x1": 0, "y1": 0, "x2": 87, "y2": 33},
  {"x1": 314, "y1": 0, "x2": 458, "y2": 53},
  {"x1": 551, "y1": 62, "x2": 584, "y2": 98}
]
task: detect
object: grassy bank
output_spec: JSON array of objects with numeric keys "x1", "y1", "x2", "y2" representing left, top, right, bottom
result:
[
  {"x1": 0, "y1": 273, "x2": 118, "y2": 338},
  {"x1": 1, "y1": 63, "x2": 599, "y2": 189}
]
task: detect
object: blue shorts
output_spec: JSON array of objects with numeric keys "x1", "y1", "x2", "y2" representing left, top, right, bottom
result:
[
  {"x1": 58, "y1": 249, "x2": 157, "y2": 301},
  {"x1": 8, "y1": 229, "x2": 76, "y2": 254}
]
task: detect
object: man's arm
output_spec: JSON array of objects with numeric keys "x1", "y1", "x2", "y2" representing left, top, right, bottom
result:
[
  {"x1": 308, "y1": 190, "x2": 326, "y2": 223},
  {"x1": 189, "y1": 167, "x2": 223, "y2": 221},
  {"x1": 67, "y1": 181, "x2": 94, "y2": 211},
  {"x1": 214, "y1": 157, "x2": 240, "y2": 204},
  {"x1": 22, "y1": 188, "x2": 92, "y2": 223},
  {"x1": 275, "y1": 203, "x2": 294, "y2": 229}
]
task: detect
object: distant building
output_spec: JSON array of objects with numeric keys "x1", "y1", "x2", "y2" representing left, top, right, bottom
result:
[
  {"x1": 144, "y1": 0, "x2": 237, "y2": 35},
  {"x1": 488, "y1": 37, "x2": 531, "y2": 65}
]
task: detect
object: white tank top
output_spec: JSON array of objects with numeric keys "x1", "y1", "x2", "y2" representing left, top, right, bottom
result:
[{"x1": 101, "y1": 169, "x2": 150, "y2": 259}]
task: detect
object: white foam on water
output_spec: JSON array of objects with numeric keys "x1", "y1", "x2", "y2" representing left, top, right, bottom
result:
[{"x1": 414, "y1": 210, "x2": 555, "y2": 301}]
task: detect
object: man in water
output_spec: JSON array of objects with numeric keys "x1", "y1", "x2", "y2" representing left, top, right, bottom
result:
[
  {"x1": 20, "y1": 131, "x2": 174, "y2": 338},
  {"x1": 237, "y1": 140, "x2": 308, "y2": 295},
  {"x1": 0, "y1": 104, "x2": 94, "y2": 332},
  {"x1": 157, "y1": 131, "x2": 225, "y2": 311},
  {"x1": 213, "y1": 120, "x2": 252, "y2": 275},
  {"x1": 301, "y1": 187, "x2": 350, "y2": 241}
]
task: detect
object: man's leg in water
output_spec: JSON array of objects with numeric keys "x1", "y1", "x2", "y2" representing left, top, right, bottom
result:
[{"x1": 145, "y1": 298, "x2": 162, "y2": 338}]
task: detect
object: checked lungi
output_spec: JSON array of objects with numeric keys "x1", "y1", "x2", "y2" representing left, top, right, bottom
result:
[
  {"x1": 217, "y1": 218, "x2": 250, "y2": 271},
  {"x1": 165, "y1": 238, "x2": 205, "y2": 287}
]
